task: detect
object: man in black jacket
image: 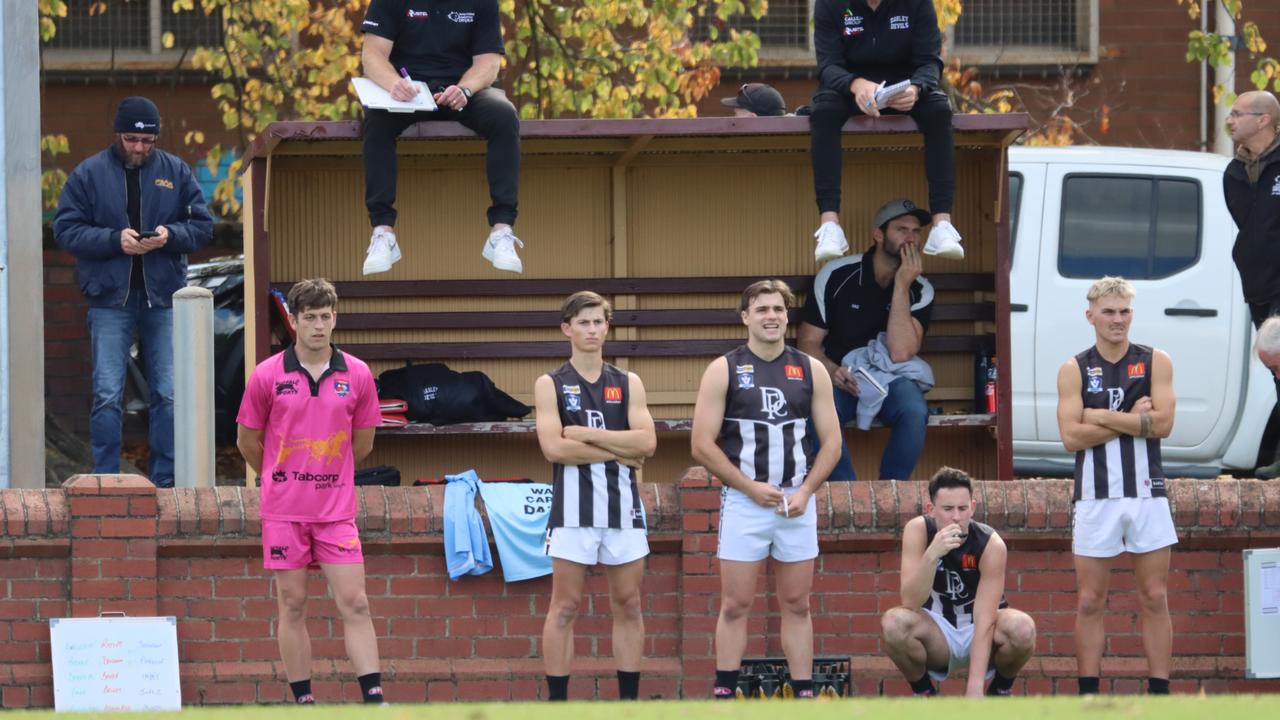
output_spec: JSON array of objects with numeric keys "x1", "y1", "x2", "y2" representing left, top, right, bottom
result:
[
  {"x1": 809, "y1": 0, "x2": 963, "y2": 264},
  {"x1": 1224, "y1": 90, "x2": 1280, "y2": 479},
  {"x1": 53, "y1": 96, "x2": 214, "y2": 488}
]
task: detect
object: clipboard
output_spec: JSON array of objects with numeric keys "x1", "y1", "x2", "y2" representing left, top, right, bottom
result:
[{"x1": 351, "y1": 77, "x2": 438, "y2": 113}]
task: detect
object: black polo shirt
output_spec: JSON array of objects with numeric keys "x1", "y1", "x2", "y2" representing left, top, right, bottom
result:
[
  {"x1": 801, "y1": 247, "x2": 934, "y2": 362},
  {"x1": 361, "y1": 0, "x2": 505, "y2": 87}
]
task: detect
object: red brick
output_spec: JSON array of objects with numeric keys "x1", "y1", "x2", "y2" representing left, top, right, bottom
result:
[
  {"x1": 99, "y1": 518, "x2": 156, "y2": 537},
  {"x1": 201, "y1": 682, "x2": 258, "y2": 704},
  {"x1": 99, "y1": 559, "x2": 156, "y2": 578},
  {"x1": 184, "y1": 642, "x2": 244, "y2": 662},
  {"x1": 71, "y1": 538, "x2": 128, "y2": 557},
  {"x1": 389, "y1": 575, "x2": 448, "y2": 596},
  {"x1": 129, "y1": 495, "x2": 158, "y2": 517},
  {"x1": 474, "y1": 638, "x2": 534, "y2": 658},
  {"x1": 188, "y1": 599, "x2": 246, "y2": 619},
  {"x1": 213, "y1": 578, "x2": 269, "y2": 598},
  {"x1": 0, "y1": 642, "x2": 39, "y2": 662},
  {"x1": 69, "y1": 495, "x2": 130, "y2": 517},
  {"x1": 8, "y1": 581, "x2": 64, "y2": 599},
  {"x1": 69, "y1": 518, "x2": 100, "y2": 537},
  {"x1": 2, "y1": 686, "x2": 29, "y2": 708}
]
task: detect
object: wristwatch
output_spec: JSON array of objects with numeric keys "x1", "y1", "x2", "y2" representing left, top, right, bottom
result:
[{"x1": 460, "y1": 86, "x2": 473, "y2": 100}]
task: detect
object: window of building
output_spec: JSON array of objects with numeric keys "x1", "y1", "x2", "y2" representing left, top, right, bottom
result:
[
  {"x1": 694, "y1": 0, "x2": 814, "y2": 60},
  {"x1": 1058, "y1": 175, "x2": 1202, "y2": 280},
  {"x1": 950, "y1": 0, "x2": 1098, "y2": 66},
  {"x1": 43, "y1": 0, "x2": 222, "y2": 55}
]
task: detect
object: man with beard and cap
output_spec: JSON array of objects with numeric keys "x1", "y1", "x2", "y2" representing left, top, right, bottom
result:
[
  {"x1": 798, "y1": 198, "x2": 935, "y2": 481},
  {"x1": 54, "y1": 96, "x2": 213, "y2": 488},
  {"x1": 722, "y1": 83, "x2": 788, "y2": 117},
  {"x1": 1224, "y1": 90, "x2": 1280, "y2": 478}
]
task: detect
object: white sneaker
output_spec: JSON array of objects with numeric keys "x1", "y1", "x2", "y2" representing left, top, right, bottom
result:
[
  {"x1": 923, "y1": 220, "x2": 965, "y2": 260},
  {"x1": 814, "y1": 221, "x2": 849, "y2": 263},
  {"x1": 362, "y1": 227, "x2": 402, "y2": 275},
  {"x1": 482, "y1": 227, "x2": 524, "y2": 273}
]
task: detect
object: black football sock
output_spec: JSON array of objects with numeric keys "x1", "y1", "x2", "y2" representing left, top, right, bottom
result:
[
  {"x1": 790, "y1": 678, "x2": 814, "y2": 698},
  {"x1": 713, "y1": 669, "x2": 740, "y2": 699},
  {"x1": 1148, "y1": 677, "x2": 1170, "y2": 695},
  {"x1": 289, "y1": 679, "x2": 314, "y2": 704},
  {"x1": 1078, "y1": 676, "x2": 1100, "y2": 695},
  {"x1": 909, "y1": 673, "x2": 937, "y2": 696},
  {"x1": 357, "y1": 673, "x2": 384, "y2": 703},
  {"x1": 617, "y1": 670, "x2": 640, "y2": 700},
  {"x1": 547, "y1": 675, "x2": 569, "y2": 701},
  {"x1": 987, "y1": 670, "x2": 1016, "y2": 696}
]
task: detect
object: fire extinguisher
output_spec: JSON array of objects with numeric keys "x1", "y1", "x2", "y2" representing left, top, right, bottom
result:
[{"x1": 985, "y1": 356, "x2": 998, "y2": 413}]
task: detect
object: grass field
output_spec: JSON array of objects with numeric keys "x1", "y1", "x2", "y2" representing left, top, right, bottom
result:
[{"x1": 5, "y1": 696, "x2": 1280, "y2": 720}]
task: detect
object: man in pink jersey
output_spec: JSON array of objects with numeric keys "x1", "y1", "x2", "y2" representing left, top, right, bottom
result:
[{"x1": 236, "y1": 278, "x2": 385, "y2": 705}]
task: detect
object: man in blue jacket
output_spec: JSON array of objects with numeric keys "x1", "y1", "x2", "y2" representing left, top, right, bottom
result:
[{"x1": 53, "y1": 96, "x2": 213, "y2": 488}]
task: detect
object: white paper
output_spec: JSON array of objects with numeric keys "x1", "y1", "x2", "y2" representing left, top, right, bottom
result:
[
  {"x1": 852, "y1": 366, "x2": 888, "y2": 399},
  {"x1": 351, "y1": 77, "x2": 438, "y2": 113},
  {"x1": 873, "y1": 80, "x2": 913, "y2": 109},
  {"x1": 1261, "y1": 564, "x2": 1280, "y2": 612}
]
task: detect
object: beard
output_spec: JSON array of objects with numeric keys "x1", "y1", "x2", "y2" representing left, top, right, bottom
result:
[{"x1": 117, "y1": 142, "x2": 151, "y2": 169}]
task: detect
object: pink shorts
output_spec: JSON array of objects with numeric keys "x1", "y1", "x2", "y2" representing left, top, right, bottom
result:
[{"x1": 262, "y1": 519, "x2": 363, "y2": 570}]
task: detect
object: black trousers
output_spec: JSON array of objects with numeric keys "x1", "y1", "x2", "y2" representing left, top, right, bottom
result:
[
  {"x1": 1249, "y1": 297, "x2": 1280, "y2": 466},
  {"x1": 808, "y1": 88, "x2": 955, "y2": 215},
  {"x1": 362, "y1": 87, "x2": 520, "y2": 228}
]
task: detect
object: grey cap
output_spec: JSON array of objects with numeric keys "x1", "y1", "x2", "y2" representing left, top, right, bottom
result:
[
  {"x1": 721, "y1": 83, "x2": 786, "y2": 117},
  {"x1": 873, "y1": 198, "x2": 931, "y2": 228}
]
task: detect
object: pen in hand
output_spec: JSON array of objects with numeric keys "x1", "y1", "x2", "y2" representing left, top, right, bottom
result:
[{"x1": 395, "y1": 67, "x2": 420, "y2": 102}]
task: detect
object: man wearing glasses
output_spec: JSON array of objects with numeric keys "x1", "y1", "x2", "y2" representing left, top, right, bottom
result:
[
  {"x1": 54, "y1": 96, "x2": 213, "y2": 488},
  {"x1": 1224, "y1": 90, "x2": 1280, "y2": 479}
]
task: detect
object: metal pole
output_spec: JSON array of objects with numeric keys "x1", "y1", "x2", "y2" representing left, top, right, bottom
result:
[
  {"x1": 1, "y1": 1, "x2": 45, "y2": 488},
  {"x1": 1214, "y1": 0, "x2": 1237, "y2": 157},
  {"x1": 173, "y1": 286, "x2": 215, "y2": 488}
]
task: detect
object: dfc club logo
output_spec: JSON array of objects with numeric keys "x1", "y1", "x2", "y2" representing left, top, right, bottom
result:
[{"x1": 270, "y1": 546, "x2": 289, "y2": 561}]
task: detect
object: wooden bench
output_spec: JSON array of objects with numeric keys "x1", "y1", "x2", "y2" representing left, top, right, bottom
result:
[{"x1": 270, "y1": 274, "x2": 999, "y2": 473}]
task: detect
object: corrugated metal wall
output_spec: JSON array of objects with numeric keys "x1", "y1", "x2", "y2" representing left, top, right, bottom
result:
[{"x1": 258, "y1": 135, "x2": 1004, "y2": 482}]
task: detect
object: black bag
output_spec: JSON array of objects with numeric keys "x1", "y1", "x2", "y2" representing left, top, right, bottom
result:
[
  {"x1": 376, "y1": 362, "x2": 530, "y2": 425},
  {"x1": 354, "y1": 465, "x2": 401, "y2": 487}
]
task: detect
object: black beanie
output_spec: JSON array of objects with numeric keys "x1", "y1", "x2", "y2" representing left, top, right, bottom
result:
[{"x1": 114, "y1": 96, "x2": 161, "y2": 134}]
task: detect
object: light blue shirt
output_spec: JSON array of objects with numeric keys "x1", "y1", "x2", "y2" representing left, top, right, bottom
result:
[
  {"x1": 443, "y1": 470, "x2": 493, "y2": 580},
  {"x1": 478, "y1": 479, "x2": 554, "y2": 582}
]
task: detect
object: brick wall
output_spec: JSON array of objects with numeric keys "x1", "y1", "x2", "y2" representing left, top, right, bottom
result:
[
  {"x1": 42, "y1": 241, "x2": 236, "y2": 441},
  {"x1": 2, "y1": 476, "x2": 1279, "y2": 707}
]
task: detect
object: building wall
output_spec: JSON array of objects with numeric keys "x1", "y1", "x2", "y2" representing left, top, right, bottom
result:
[
  {"x1": 701, "y1": 0, "x2": 1280, "y2": 150},
  {"x1": 1, "y1": 476, "x2": 1277, "y2": 707},
  {"x1": 41, "y1": 83, "x2": 235, "y2": 170}
]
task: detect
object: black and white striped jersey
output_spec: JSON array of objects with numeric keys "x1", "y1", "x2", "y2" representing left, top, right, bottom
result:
[
  {"x1": 921, "y1": 516, "x2": 1007, "y2": 629},
  {"x1": 1072, "y1": 343, "x2": 1166, "y2": 502},
  {"x1": 547, "y1": 362, "x2": 645, "y2": 530},
  {"x1": 715, "y1": 345, "x2": 815, "y2": 488}
]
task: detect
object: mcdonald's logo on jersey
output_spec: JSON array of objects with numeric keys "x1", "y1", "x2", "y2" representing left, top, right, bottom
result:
[
  {"x1": 1127, "y1": 362, "x2": 1146, "y2": 378},
  {"x1": 604, "y1": 386, "x2": 623, "y2": 403},
  {"x1": 784, "y1": 364, "x2": 805, "y2": 380},
  {"x1": 961, "y1": 553, "x2": 977, "y2": 570}
]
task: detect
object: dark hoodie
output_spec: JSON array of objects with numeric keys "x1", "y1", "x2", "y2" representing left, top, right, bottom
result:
[
  {"x1": 1224, "y1": 134, "x2": 1280, "y2": 304},
  {"x1": 814, "y1": 0, "x2": 943, "y2": 98}
]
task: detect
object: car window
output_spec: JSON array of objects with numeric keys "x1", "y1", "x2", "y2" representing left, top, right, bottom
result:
[
  {"x1": 1008, "y1": 172, "x2": 1023, "y2": 259},
  {"x1": 1058, "y1": 174, "x2": 1202, "y2": 279}
]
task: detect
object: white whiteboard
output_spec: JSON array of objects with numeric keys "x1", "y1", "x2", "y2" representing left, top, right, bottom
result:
[
  {"x1": 1244, "y1": 548, "x2": 1280, "y2": 679},
  {"x1": 50, "y1": 616, "x2": 181, "y2": 712}
]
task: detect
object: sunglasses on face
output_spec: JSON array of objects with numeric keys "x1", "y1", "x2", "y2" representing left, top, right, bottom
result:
[{"x1": 121, "y1": 135, "x2": 157, "y2": 146}]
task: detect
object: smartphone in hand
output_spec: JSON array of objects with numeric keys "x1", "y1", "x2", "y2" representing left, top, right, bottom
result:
[{"x1": 137, "y1": 230, "x2": 159, "y2": 239}]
